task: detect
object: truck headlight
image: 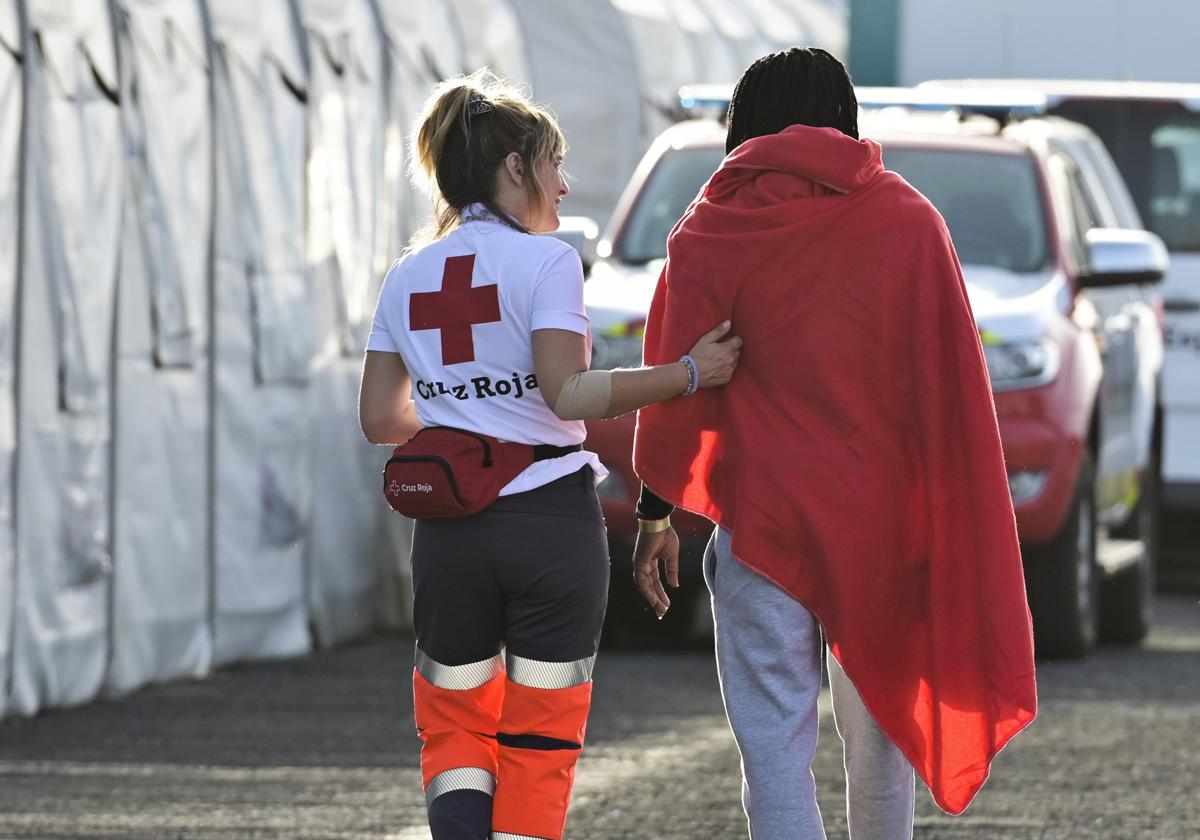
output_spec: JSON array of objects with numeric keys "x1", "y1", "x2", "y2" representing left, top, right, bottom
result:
[
  {"x1": 983, "y1": 339, "x2": 1060, "y2": 391},
  {"x1": 1008, "y1": 470, "x2": 1048, "y2": 503}
]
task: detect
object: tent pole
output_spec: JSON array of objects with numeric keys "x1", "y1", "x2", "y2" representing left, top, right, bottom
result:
[
  {"x1": 102, "y1": 0, "x2": 126, "y2": 695},
  {"x1": 3, "y1": 0, "x2": 28, "y2": 710},
  {"x1": 201, "y1": 0, "x2": 218, "y2": 666}
]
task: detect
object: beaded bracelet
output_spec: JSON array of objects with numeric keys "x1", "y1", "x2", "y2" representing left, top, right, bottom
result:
[{"x1": 680, "y1": 354, "x2": 700, "y2": 396}]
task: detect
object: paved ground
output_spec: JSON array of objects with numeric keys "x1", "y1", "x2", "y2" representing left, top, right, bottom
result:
[{"x1": 0, "y1": 593, "x2": 1197, "y2": 839}]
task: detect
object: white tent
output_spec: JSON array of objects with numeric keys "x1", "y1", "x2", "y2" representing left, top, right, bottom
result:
[
  {"x1": 106, "y1": 0, "x2": 215, "y2": 695},
  {"x1": 0, "y1": 0, "x2": 849, "y2": 720},
  {"x1": 299, "y1": 0, "x2": 395, "y2": 646},
  {"x1": 0, "y1": 0, "x2": 21, "y2": 719},
  {"x1": 772, "y1": 0, "x2": 848, "y2": 56},
  {"x1": 302, "y1": 0, "x2": 388, "y2": 359},
  {"x1": 508, "y1": 0, "x2": 643, "y2": 229},
  {"x1": 737, "y1": 0, "x2": 809, "y2": 52},
  {"x1": 208, "y1": 0, "x2": 313, "y2": 666},
  {"x1": 446, "y1": 0, "x2": 529, "y2": 84},
  {"x1": 664, "y1": 0, "x2": 742, "y2": 85},
  {"x1": 609, "y1": 0, "x2": 701, "y2": 143},
  {"x1": 693, "y1": 0, "x2": 776, "y2": 71},
  {"x1": 377, "y1": 0, "x2": 465, "y2": 83},
  {"x1": 10, "y1": 0, "x2": 122, "y2": 715},
  {"x1": 376, "y1": 0, "x2": 467, "y2": 250}
]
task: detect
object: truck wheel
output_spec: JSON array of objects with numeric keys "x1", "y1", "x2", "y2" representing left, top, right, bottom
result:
[
  {"x1": 1024, "y1": 451, "x2": 1101, "y2": 659},
  {"x1": 1100, "y1": 438, "x2": 1160, "y2": 644}
]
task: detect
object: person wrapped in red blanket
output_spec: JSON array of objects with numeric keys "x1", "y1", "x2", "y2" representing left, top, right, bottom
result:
[{"x1": 631, "y1": 49, "x2": 1037, "y2": 834}]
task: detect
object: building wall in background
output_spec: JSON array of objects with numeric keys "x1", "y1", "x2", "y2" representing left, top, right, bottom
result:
[
  {"x1": 849, "y1": 0, "x2": 898, "y2": 85},
  {"x1": 896, "y1": 0, "x2": 1200, "y2": 84}
]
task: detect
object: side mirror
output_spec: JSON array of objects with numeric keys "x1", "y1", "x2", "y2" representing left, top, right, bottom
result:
[
  {"x1": 1079, "y1": 228, "x2": 1169, "y2": 288},
  {"x1": 548, "y1": 216, "x2": 600, "y2": 274}
]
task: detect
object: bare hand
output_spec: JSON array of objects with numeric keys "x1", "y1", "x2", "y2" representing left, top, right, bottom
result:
[
  {"x1": 688, "y1": 320, "x2": 743, "y2": 389},
  {"x1": 632, "y1": 526, "x2": 680, "y2": 618}
]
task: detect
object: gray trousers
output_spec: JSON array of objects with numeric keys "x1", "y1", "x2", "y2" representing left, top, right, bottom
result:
[{"x1": 704, "y1": 528, "x2": 915, "y2": 840}]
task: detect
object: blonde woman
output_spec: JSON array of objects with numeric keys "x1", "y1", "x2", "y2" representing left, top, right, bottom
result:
[{"x1": 358, "y1": 71, "x2": 741, "y2": 840}]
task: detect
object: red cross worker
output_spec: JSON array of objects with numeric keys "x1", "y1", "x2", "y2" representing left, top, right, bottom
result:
[{"x1": 357, "y1": 69, "x2": 742, "y2": 840}]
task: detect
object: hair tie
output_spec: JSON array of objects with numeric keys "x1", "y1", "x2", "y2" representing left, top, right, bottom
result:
[{"x1": 468, "y1": 94, "x2": 493, "y2": 117}]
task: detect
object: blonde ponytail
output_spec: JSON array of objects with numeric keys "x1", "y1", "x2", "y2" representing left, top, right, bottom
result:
[{"x1": 410, "y1": 69, "x2": 565, "y2": 242}]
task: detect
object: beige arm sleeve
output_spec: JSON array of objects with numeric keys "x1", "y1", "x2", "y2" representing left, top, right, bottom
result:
[{"x1": 553, "y1": 369, "x2": 613, "y2": 421}]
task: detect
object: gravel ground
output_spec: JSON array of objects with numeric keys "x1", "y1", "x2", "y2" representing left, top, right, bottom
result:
[{"x1": 0, "y1": 594, "x2": 1197, "y2": 839}]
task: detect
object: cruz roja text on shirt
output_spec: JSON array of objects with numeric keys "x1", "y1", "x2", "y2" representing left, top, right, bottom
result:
[{"x1": 413, "y1": 372, "x2": 540, "y2": 402}]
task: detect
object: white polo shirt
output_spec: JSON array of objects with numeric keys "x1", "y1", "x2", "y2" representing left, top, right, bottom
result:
[{"x1": 366, "y1": 207, "x2": 607, "y2": 495}]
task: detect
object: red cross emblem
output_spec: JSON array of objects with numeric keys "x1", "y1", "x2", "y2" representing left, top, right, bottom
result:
[{"x1": 409, "y1": 254, "x2": 501, "y2": 365}]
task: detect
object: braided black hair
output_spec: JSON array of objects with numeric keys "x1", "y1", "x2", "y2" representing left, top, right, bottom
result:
[{"x1": 725, "y1": 47, "x2": 859, "y2": 154}]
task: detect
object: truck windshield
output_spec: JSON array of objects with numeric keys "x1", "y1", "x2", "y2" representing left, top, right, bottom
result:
[
  {"x1": 615, "y1": 142, "x2": 1051, "y2": 272},
  {"x1": 884, "y1": 148, "x2": 1051, "y2": 272},
  {"x1": 1053, "y1": 102, "x2": 1200, "y2": 252},
  {"x1": 617, "y1": 146, "x2": 723, "y2": 264}
]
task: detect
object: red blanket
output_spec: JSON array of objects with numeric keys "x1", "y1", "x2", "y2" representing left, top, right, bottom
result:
[{"x1": 634, "y1": 124, "x2": 1037, "y2": 814}]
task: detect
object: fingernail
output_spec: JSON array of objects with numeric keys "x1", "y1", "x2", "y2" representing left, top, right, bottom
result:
[{"x1": 723, "y1": 320, "x2": 731, "y2": 327}]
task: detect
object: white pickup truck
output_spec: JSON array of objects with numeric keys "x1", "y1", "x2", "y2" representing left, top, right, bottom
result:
[
  {"x1": 575, "y1": 91, "x2": 1168, "y2": 656},
  {"x1": 921, "y1": 81, "x2": 1200, "y2": 526}
]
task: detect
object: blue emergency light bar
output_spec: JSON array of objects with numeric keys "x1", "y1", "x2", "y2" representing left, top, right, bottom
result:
[
  {"x1": 678, "y1": 84, "x2": 1050, "y2": 122},
  {"x1": 920, "y1": 79, "x2": 1200, "y2": 113},
  {"x1": 855, "y1": 86, "x2": 1050, "y2": 117},
  {"x1": 678, "y1": 84, "x2": 734, "y2": 118}
]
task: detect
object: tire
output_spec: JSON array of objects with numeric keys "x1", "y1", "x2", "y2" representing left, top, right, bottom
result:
[
  {"x1": 1100, "y1": 434, "x2": 1160, "y2": 644},
  {"x1": 1023, "y1": 451, "x2": 1101, "y2": 659}
]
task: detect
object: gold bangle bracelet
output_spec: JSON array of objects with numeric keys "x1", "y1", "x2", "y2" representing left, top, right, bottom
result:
[{"x1": 638, "y1": 516, "x2": 672, "y2": 534}]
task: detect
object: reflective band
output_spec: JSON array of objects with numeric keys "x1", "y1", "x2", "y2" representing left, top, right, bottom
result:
[
  {"x1": 415, "y1": 648, "x2": 505, "y2": 691},
  {"x1": 506, "y1": 653, "x2": 594, "y2": 689},
  {"x1": 492, "y1": 833, "x2": 549, "y2": 840},
  {"x1": 425, "y1": 766, "x2": 496, "y2": 807}
]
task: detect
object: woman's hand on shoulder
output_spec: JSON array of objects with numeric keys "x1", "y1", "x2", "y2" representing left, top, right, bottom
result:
[{"x1": 688, "y1": 320, "x2": 743, "y2": 388}]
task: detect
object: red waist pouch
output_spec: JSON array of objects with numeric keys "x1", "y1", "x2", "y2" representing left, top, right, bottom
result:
[{"x1": 382, "y1": 426, "x2": 580, "y2": 520}]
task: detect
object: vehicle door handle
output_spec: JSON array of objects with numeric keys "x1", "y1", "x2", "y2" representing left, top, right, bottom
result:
[{"x1": 1163, "y1": 297, "x2": 1200, "y2": 313}]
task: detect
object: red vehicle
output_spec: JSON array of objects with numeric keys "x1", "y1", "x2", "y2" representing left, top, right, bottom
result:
[{"x1": 580, "y1": 94, "x2": 1167, "y2": 656}]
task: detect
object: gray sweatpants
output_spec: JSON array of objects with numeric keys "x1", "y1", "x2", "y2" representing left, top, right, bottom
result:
[{"x1": 704, "y1": 527, "x2": 915, "y2": 840}]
